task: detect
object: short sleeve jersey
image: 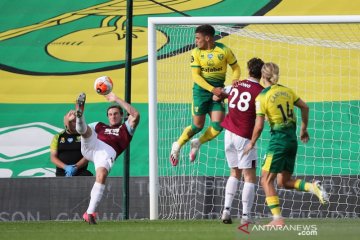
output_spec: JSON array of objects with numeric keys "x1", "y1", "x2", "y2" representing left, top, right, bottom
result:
[
  {"x1": 50, "y1": 130, "x2": 83, "y2": 165},
  {"x1": 191, "y1": 42, "x2": 237, "y2": 88},
  {"x1": 50, "y1": 130, "x2": 87, "y2": 174},
  {"x1": 255, "y1": 84, "x2": 300, "y2": 133},
  {"x1": 94, "y1": 122, "x2": 133, "y2": 158},
  {"x1": 221, "y1": 79, "x2": 264, "y2": 139}
]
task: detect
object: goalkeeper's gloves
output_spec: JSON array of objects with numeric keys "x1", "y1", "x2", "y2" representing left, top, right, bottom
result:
[{"x1": 64, "y1": 164, "x2": 78, "y2": 177}]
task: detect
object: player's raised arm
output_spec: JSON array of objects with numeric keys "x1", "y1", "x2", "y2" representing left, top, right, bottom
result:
[{"x1": 105, "y1": 92, "x2": 140, "y2": 129}]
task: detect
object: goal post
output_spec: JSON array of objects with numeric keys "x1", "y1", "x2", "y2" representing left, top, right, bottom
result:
[{"x1": 148, "y1": 16, "x2": 360, "y2": 220}]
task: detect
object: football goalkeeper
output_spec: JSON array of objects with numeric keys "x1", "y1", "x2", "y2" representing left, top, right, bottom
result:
[
  {"x1": 243, "y1": 62, "x2": 329, "y2": 226},
  {"x1": 170, "y1": 24, "x2": 240, "y2": 166}
]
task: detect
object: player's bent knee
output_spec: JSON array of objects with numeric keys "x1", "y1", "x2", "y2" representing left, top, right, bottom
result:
[
  {"x1": 96, "y1": 167, "x2": 108, "y2": 184},
  {"x1": 276, "y1": 179, "x2": 293, "y2": 189},
  {"x1": 243, "y1": 169, "x2": 256, "y2": 183},
  {"x1": 230, "y1": 168, "x2": 241, "y2": 179},
  {"x1": 277, "y1": 181, "x2": 285, "y2": 188},
  {"x1": 260, "y1": 175, "x2": 273, "y2": 187},
  {"x1": 283, "y1": 181, "x2": 295, "y2": 189},
  {"x1": 191, "y1": 124, "x2": 203, "y2": 134}
]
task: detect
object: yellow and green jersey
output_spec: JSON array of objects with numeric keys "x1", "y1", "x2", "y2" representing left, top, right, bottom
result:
[
  {"x1": 255, "y1": 84, "x2": 300, "y2": 132},
  {"x1": 191, "y1": 42, "x2": 237, "y2": 89}
]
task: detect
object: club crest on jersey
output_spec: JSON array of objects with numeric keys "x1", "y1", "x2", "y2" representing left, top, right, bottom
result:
[
  {"x1": 218, "y1": 54, "x2": 224, "y2": 60},
  {"x1": 76, "y1": 136, "x2": 81, "y2": 142},
  {"x1": 207, "y1": 59, "x2": 215, "y2": 66}
]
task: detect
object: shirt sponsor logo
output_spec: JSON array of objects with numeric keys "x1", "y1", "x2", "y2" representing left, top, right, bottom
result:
[
  {"x1": 104, "y1": 128, "x2": 120, "y2": 136},
  {"x1": 201, "y1": 66, "x2": 223, "y2": 72}
]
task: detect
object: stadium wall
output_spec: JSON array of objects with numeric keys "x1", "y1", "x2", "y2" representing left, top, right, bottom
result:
[
  {"x1": 0, "y1": 177, "x2": 149, "y2": 221},
  {"x1": 0, "y1": 176, "x2": 358, "y2": 221}
]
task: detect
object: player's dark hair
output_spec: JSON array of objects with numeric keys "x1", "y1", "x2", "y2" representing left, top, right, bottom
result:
[
  {"x1": 195, "y1": 24, "x2": 215, "y2": 37},
  {"x1": 107, "y1": 105, "x2": 123, "y2": 116},
  {"x1": 248, "y1": 57, "x2": 264, "y2": 79}
]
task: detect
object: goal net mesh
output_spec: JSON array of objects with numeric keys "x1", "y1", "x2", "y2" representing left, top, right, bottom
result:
[{"x1": 154, "y1": 22, "x2": 360, "y2": 219}]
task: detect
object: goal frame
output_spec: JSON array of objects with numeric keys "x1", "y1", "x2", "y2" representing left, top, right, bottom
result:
[{"x1": 148, "y1": 15, "x2": 360, "y2": 220}]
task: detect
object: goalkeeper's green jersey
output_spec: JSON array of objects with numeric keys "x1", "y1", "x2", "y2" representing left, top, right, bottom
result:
[
  {"x1": 190, "y1": 42, "x2": 237, "y2": 89},
  {"x1": 255, "y1": 84, "x2": 300, "y2": 133}
]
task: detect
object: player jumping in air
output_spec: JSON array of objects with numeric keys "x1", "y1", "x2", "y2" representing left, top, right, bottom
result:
[{"x1": 170, "y1": 24, "x2": 240, "y2": 166}]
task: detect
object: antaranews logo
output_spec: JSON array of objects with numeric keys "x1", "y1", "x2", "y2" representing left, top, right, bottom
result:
[
  {"x1": 238, "y1": 222, "x2": 318, "y2": 237},
  {"x1": 238, "y1": 222, "x2": 251, "y2": 235}
]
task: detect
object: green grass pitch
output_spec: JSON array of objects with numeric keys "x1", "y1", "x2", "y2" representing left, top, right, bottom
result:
[{"x1": 1, "y1": 219, "x2": 359, "y2": 240}]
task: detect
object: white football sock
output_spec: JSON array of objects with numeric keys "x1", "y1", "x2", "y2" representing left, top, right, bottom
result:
[
  {"x1": 224, "y1": 176, "x2": 239, "y2": 211},
  {"x1": 87, "y1": 182, "x2": 105, "y2": 214},
  {"x1": 242, "y1": 182, "x2": 255, "y2": 217},
  {"x1": 76, "y1": 115, "x2": 87, "y2": 135}
]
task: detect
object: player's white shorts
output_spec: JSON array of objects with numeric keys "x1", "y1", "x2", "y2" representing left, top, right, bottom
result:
[
  {"x1": 224, "y1": 130, "x2": 257, "y2": 169},
  {"x1": 80, "y1": 131, "x2": 116, "y2": 172}
]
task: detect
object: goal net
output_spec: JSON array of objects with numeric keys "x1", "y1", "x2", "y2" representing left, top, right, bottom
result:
[{"x1": 148, "y1": 16, "x2": 360, "y2": 220}]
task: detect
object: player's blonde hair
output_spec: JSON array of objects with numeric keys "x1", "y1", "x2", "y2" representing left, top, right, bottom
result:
[{"x1": 261, "y1": 62, "x2": 279, "y2": 84}]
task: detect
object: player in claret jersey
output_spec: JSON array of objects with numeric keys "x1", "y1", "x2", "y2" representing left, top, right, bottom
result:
[
  {"x1": 220, "y1": 58, "x2": 264, "y2": 225},
  {"x1": 75, "y1": 91, "x2": 140, "y2": 224}
]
